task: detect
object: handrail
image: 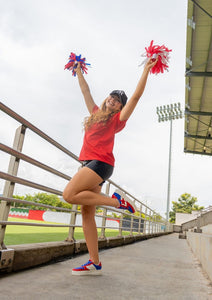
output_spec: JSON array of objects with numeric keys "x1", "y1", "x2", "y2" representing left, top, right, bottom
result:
[
  {"x1": 0, "y1": 102, "x2": 79, "y2": 161},
  {"x1": 0, "y1": 101, "x2": 161, "y2": 216},
  {"x1": 0, "y1": 143, "x2": 159, "y2": 217},
  {"x1": 0, "y1": 171, "x2": 63, "y2": 195},
  {"x1": 199, "y1": 206, "x2": 212, "y2": 215},
  {"x1": 0, "y1": 221, "x2": 79, "y2": 228},
  {"x1": 0, "y1": 102, "x2": 161, "y2": 216},
  {"x1": 0, "y1": 143, "x2": 71, "y2": 181},
  {"x1": 0, "y1": 222, "x2": 143, "y2": 233},
  {"x1": 182, "y1": 210, "x2": 212, "y2": 231},
  {"x1": 0, "y1": 196, "x2": 144, "y2": 232},
  {"x1": 0, "y1": 195, "x2": 145, "y2": 221},
  {"x1": 0, "y1": 101, "x2": 171, "y2": 251},
  {"x1": 0, "y1": 196, "x2": 74, "y2": 213}
]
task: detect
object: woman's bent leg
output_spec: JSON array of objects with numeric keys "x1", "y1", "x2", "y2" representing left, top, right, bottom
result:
[{"x1": 63, "y1": 167, "x2": 119, "y2": 207}]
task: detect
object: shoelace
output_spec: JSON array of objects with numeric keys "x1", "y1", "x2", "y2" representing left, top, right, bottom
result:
[
  {"x1": 121, "y1": 200, "x2": 128, "y2": 207},
  {"x1": 81, "y1": 260, "x2": 92, "y2": 267}
]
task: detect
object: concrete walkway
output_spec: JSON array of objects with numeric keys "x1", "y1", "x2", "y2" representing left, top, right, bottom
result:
[{"x1": 1, "y1": 233, "x2": 212, "y2": 300}]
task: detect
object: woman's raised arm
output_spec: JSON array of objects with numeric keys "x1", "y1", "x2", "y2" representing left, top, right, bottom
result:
[
  {"x1": 76, "y1": 64, "x2": 96, "y2": 114},
  {"x1": 120, "y1": 58, "x2": 157, "y2": 121}
]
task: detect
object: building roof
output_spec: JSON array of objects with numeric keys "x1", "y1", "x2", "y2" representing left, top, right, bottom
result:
[{"x1": 184, "y1": 0, "x2": 212, "y2": 156}]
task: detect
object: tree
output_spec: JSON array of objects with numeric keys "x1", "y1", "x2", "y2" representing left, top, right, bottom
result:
[{"x1": 169, "y1": 193, "x2": 204, "y2": 223}]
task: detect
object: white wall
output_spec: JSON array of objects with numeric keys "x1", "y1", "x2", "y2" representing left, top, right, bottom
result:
[
  {"x1": 42, "y1": 211, "x2": 119, "y2": 229},
  {"x1": 187, "y1": 231, "x2": 212, "y2": 282}
]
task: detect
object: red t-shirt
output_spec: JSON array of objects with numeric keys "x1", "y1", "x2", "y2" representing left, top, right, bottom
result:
[{"x1": 79, "y1": 105, "x2": 127, "y2": 166}]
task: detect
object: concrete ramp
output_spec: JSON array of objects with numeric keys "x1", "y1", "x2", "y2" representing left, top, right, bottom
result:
[{"x1": 0, "y1": 234, "x2": 212, "y2": 300}]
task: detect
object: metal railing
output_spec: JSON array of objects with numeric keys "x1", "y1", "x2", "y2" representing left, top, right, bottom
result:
[
  {"x1": 0, "y1": 101, "x2": 172, "y2": 250},
  {"x1": 197, "y1": 206, "x2": 212, "y2": 216},
  {"x1": 181, "y1": 208, "x2": 212, "y2": 232}
]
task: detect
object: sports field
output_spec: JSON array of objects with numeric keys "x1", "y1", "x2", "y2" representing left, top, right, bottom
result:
[{"x1": 4, "y1": 218, "x2": 128, "y2": 246}]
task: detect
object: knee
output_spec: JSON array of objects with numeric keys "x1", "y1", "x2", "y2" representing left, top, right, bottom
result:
[
  {"x1": 62, "y1": 188, "x2": 69, "y2": 203},
  {"x1": 62, "y1": 188, "x2": 76, "y2": 204},
  {"x1": 81, "y1": 205, "x2": 95, "y2": 219}
]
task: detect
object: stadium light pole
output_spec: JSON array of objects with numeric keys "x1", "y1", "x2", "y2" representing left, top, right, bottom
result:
[{"x1": 156, "y1": 103, "x2": 183, "y2": 221}]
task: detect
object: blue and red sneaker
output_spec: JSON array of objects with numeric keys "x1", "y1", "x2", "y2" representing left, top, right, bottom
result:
[
  {"x1": 72, "y1": 259, "x2": 102, "y2": 276},
  {"x1": 112, "y1": 192, "x2": 136, "y2": 213}
]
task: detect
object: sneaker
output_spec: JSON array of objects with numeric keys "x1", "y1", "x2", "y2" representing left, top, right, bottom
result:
[
  {"x1": 72, "y1": 259, "x2": 102, "y2": 276},
  {"x1": 112, "y1": 192, "x2": 136, "y2": 213}
]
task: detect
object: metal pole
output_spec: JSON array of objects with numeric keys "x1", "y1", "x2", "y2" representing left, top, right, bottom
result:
[
  {"x1": 0, "y1": 125, "x2": 26, "y2": 249},
  {"x1": 156, "y1": 102, "x2": 183, "y2": 221},
  {"x1": 166, "y1": 118, "x2": 173, "y2": 221},
  {"x1": 143, "y1": 206, "x2": 147, "y2": 234},
  {"x1": 138, "y1": 204, "x2": 142, "y2": 234},
  {"x1": 100, "y1": 183, "x2": 110, "y2": 239},
  {"x1": 66, "y1": 204, "x2": 77, "y2": 242},
  {"x1": 66, "y1": 165, "x2": 82, "y2": 242}
]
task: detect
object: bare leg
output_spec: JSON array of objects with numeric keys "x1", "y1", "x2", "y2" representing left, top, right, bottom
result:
[
  {"x1": 82, "y1": 203, "x2": 100, "y2": 264},
  {"x1": 63, "y1": 167, "x2": 118, "y2": 265},
  {"x1": 63, "y1": 166, "x2": 135, "y2": 266},
  {"x1": 63, "y1": 167, "x2": 119, "y2": 207},
  {"x1": 63, "y1": 168, "x2": 108, "y2": 264}
]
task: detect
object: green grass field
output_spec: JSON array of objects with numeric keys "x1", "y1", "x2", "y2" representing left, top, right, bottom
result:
[{"x1": 4, "y1": 218, "x2": 129, "y2": 246}]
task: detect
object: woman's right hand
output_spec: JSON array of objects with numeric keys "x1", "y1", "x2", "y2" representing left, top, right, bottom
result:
[{"x1": 75, "y1": 61, "x2": 96, "y2": 114}]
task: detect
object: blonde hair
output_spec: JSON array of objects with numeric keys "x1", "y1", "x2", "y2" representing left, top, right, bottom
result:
[{"x1": 84, "y1": 98, "x2": 121, "y2": 131}]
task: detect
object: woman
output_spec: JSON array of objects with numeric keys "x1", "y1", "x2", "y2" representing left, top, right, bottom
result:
[{"x1": 63, "y1": 57, "x2": 157, "y2": 275}]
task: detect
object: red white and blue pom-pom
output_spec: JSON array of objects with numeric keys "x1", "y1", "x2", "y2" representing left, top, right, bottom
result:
[
  {"x1": 64, "y1": 52, "x2": 91, "y2": 76},
  {"x1": 139, "y1": 40, "x2": 172, "y2": 74}
]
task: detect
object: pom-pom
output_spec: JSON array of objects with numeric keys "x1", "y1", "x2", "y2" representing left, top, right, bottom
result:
[
  {"x1": 64, "y1": 52, "x2": 91, "y2": 76},
  {"x1": 139, "y1": 40, "x2": 172, "y2": 74}
]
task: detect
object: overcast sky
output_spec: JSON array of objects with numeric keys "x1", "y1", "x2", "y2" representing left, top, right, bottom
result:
[{"x1": 1, "y1": 0, "x2": 211, "y2": 217}]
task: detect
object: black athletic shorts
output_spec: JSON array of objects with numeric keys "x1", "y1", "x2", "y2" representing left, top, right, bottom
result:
[{"x1": 82, "y1": 160, "x2": 114, "y2": 186}]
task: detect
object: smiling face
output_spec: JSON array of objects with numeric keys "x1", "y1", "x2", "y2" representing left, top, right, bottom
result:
[{"x1": 105, "y1": 94, "x2": 122, "y2": 112}]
